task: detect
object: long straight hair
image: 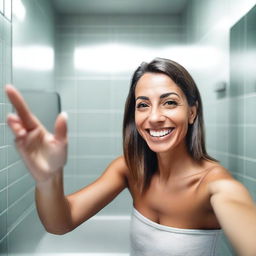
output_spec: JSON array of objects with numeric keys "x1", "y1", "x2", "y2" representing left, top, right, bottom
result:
[{"x1": 123, "y1": 58, "x2": 217, "y2": 193}]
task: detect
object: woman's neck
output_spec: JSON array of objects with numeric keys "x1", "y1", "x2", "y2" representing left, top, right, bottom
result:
[{"x1": 156, "y1": 143, "x2": 200, "y2": 183}]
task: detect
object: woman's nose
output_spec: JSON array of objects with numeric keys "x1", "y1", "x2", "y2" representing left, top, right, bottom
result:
[{"x1": 148, "y1": 108, "x2": 166, "y2": 123}]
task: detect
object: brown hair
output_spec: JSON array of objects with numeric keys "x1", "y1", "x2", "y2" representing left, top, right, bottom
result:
[{"x1": 123, "y1": 57, "x2": 216, "y2": 193}]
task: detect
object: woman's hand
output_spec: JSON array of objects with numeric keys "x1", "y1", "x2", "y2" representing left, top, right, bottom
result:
[{"x1": 5, "y1": 84, "x2": 68, "y2": 185}]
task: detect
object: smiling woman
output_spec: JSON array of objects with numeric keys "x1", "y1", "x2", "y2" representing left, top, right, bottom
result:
[{"x1": 5, "y1": 57, "x2": 256, "y2": 256}]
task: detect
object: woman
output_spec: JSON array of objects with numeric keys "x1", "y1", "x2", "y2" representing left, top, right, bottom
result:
[{"x1": 6, "y1": 58, "x2": 256, "y2": 256}]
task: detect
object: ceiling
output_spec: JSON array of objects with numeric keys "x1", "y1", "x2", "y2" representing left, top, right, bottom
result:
[{"x1": 53, "y1": 0, "x2": 189, "y2": 15}]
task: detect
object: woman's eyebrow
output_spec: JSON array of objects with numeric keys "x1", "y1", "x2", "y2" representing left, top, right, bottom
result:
[
  {"x1": 160, "y1": 92, "x2": 180, "y2": 99},
  {"x1": 135, "y1": 96, "x2": 149, "y2": 101},
  {"x1": 135, "y1": 92, "x2": 180, "y2": 101}
]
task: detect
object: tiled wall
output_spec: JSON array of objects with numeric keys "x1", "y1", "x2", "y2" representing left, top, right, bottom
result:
[
  {"x1": 0, "y1": 0, "x2": 12, "y2": 254},
  {"x1": 184, "y1": 1, "x2": 256, "y2": 255},
  {"x1": 55, "y1": 14, "x2": 186, "y2": 215},
  {"x1": 0, "y1": 0, "x2": 56, "y2": 255}
]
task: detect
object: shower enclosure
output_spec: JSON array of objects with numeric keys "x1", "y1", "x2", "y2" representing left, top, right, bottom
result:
[{"x1": 1, "y1": 0, "x2": 256, "y2": 255}]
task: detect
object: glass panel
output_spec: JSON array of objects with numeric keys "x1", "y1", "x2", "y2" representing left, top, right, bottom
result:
[{"x1": 4, "y1": 0, "x2": 12, "y2": 20}]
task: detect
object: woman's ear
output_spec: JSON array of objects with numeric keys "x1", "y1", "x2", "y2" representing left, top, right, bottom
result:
[{"x1": 188, "y1": 102, "x2": 198, "y2": 124}]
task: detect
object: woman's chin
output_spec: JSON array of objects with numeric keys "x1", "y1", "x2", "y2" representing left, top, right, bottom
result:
[{"x1": 147, "y1": 144, "x2": 173, "y2": 154}]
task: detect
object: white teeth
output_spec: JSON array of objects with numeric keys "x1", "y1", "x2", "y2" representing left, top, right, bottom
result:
[{"x1": 149, "y1": 128, "x2": 173, "y2": 137}]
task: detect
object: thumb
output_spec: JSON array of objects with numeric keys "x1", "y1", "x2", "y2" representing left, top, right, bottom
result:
[{"x1": 54, "y1": 112, "x2": 68, "y2": 141}]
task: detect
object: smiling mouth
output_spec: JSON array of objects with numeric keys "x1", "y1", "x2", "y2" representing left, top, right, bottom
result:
[{"x1": 147, "y1": 128, "x2": 174, "y2": 138}]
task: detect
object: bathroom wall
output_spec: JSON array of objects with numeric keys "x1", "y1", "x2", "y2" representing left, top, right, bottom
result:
[
  {"x1": 55, "y1": 13, "x2": 186, "y2": 215},
  {"x1": 184, "y1": 0, "x2": 256, "y2": 255},
  {"x1": 0, "y1": 0, "x2": 12, "y2": 254},
  {"x1": 0, "y1": 0, "x2": 56, "y2": 254}
]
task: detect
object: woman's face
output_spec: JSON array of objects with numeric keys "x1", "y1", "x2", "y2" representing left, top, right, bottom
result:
[{"x1": 134, "y1": 72, "x2": 196, "y2": 154}]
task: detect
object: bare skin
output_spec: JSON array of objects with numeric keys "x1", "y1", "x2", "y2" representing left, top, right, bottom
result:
[{"x1": 5, "y1": 80, "x2": 256, "y2": 256}]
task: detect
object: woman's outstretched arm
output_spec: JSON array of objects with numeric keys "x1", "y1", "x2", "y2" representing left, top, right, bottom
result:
[
  {"x1": 5, "y1": 85, "x2": 128, "y2": 235},
  {"x1": 209, "y1": 177, "x2": 256, "y2": 256},
  {"x1": 35, "y1": 157, "x2": 128, "y2": 235}
]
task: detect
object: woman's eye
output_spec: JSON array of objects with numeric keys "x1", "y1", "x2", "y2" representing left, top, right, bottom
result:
[
  {"x1": 136, "y1": 102, "x2": 148, "y2": 108},
  {"x1": 164, "y1": 100, "x2": 178, "y2": 106}
]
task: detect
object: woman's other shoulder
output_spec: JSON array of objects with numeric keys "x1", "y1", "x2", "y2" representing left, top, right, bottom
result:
[
  {"x1": 201, "y1": 162, "x2": 245, "y2": 196},
  {"x1": 203, "y1": 163, "x2": 233, "y2": 181}
]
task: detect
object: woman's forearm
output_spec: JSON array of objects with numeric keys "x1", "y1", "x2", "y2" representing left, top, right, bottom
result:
[{"x1": 35, "y1": 168, "x2": 73, "y2": 235}]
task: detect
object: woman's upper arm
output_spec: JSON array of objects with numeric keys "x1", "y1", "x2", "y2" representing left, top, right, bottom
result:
[
  {"x1": 66, "y1": 156, "x2": 129, "y2": 229},
  {"x1": 206, "y1": 168, "x2": 256, "y2": 255}
]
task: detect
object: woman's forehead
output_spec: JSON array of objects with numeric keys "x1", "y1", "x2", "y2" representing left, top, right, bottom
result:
[{"x1": 135, "y1": 73, "x2": 184, "y2": 97}]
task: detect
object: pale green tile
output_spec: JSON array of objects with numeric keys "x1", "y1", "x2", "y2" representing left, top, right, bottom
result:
[
  {"x1": 76, "y1": 156, "x2": 114, "y2": 175},
  {"x1": 228, "y1": 126, "x2": 244, "y2": 156},
  {"x1": 216, "y1": 126, "x2": 229, "y2": 152},
  {"x1": 244, "y1": 96, "x2": 256, "y2": 124},
  {"x1": 215, "y1": 153, "x2": 229, "y2": 169},
  {"x1": 8, "y1": 175, "x2": 34, "y2": 206},
  {"x1": 0, "y1": 189, "x2": 7, "y2": 213},
  {"x1": 77, "y1": 80, "x2": 112, "y2": 110},
  {"x1": 204, "y1": 103, "x2": 217, "y2": 125},
  {"x1": 245, "y1": 160, "x2": 256, "y2": 179},
  {"x1": 76, "y1": 112, "x2": 120, "y2": 134},
  {"x1": 216, "y1": 99, "x2": 228, "y2": 124},
  {"x1": 0, "y1": 211, "x2": 7, "y2": 241},
  {"x1": 0, "y1": 126, "x2": 4, "y2": 146},
  {"x1": 7, "y1": 209, "x2": 45, "y2": 254},
  {"x1": 0, "y1": 169, "x2": 7, "y2": 190},
  {"x1": 228, "y1": 97, "x2": 244, "y2": 125},
  {"x1": 6, "y1": 123, "x2": 14, "y2": 146},
  {"x1": 245, "y1": 127, "x2": 256, "y2": 159},
  {"x1": 205, "y1": 125, "x2": 216, "y2": 150},
  {"x1": 0, "y1": 103, "x2": 4, "y2": 123},
  {"x1": 76, "y1": 136, "x2": 121, "y2": 156},
  {"x1": 110, "y1": 79, "x2": 130, "y2": 109},
  {"x1": 67, "y1": 137, "x2": 76, "y2": 156},
  {"x1": 7, "y1": 192, "x2": 34, "y2": 231},
  {"x1": 0, "y1": 236, "x2": 7, "y2": 255},
  {"x1": 7, "y1": 145, "x2": 20, "y2": 165},
  {"x1": 8, "y1": 161, "x2": 27, "y2": 185},
  {"x1": 228, "y1": 155, "x2": 244, "y2": 175},
  {"x1": 0, "y1": 147, "x2": 7, "y2": 170}
]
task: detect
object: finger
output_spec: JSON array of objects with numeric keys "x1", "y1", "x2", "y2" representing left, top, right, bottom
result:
[
  {"x1": 7, "y1": 113, "x2": 27, "y2": 138},
  {"x1": 5, "y1": 84, "x2": 38, "y2": 130},
  {"x1": 54, "y1": 112, "x2": 68, "y2": 142},
  {"x1": 15, "y1": 127, "x2": 42, "y2": 155}
]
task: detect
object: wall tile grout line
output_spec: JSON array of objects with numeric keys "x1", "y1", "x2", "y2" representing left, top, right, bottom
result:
[
  {"x1": 7, "y1": 171, "x2": 31, "y2": 188},
  {"x1": 7, "y1": 187, "x2": 34, "y2": 216},
  {"x1": 0, "y1": 204, "x2": 35, "y2": 244},
  {"x1": 209, "y1": 149, "x2": 256, "y2": 163}
]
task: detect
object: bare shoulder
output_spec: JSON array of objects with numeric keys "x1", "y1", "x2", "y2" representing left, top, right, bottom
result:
[
  {"x1": 203, "y1": 163, "x2": 233, "y2": 181},
  {"x1": 202, "y1": 163, "x2": 251, "y2": 200}
]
